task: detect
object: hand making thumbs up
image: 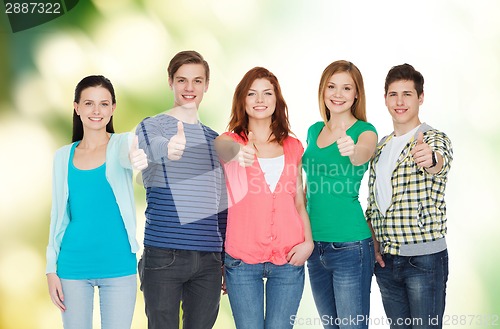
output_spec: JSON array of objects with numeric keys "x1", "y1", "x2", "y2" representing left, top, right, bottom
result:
[
  {"x1": 168, "y1": 121, "x2": 186, "y2": 161},
  {"x1": 411, "y1": 132, "x2": 433, "y2": 168},
  {"x1": 238, "y1": 131, "x2": 257, "y2": 167},
  {"x1": 337, "y1": 121, "x2": 355, "y2": 157},
  {"x1": 129, "y1": 135, "x2": 148, "y2": 170}
]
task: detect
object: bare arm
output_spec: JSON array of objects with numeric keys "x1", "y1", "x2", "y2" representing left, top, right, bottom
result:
[
  {"x1": 349, "y1": 131, "x2": 378, "y2": 166},
  {"x1": 287, "y1": 161, "x2": 314, "y2": 266}
]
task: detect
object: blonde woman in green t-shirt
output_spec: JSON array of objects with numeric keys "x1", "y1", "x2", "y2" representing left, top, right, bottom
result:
[{"x1": 302, "y1": 60, "x2": 377, "y2": 329}]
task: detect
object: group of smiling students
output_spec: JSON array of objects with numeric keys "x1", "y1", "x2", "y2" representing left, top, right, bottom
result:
[{"x1": 46, "y1": 50, "x2": 452, "y2": 329}]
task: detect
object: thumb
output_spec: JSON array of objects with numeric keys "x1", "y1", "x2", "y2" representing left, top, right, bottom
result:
[
  {"x1": 247, "y1": 131, "x2": 256, "y2": 148},
  {"x1": 416, "y1": 132, "x2": 424, "y2": 145},
  {"x1": 177, "y1": 121, "x2": 185, "y2": 138},
  {"x1": 341, "y1": 121, "x2": 347, "y2": 137},
  {"x1": 131, "y1": 135, "x2": 139, "y2": 151}
]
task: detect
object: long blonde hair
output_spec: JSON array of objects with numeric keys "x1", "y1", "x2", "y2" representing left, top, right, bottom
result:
[{"x1": 318, "y1": 60, "x2": 367, "y2": 124}]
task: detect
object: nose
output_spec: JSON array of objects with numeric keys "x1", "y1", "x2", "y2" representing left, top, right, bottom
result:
[
  {"x1": 332, "y1": 88, "x2": 342, "y2": 98},
  {"x1": 396, "y1": 95, "x2": 404, "y2": 106},
  {"x1": 256, "y1": 93, "x2": 264, "y2": 103},
  {"x1": 185, "y1": 81, "x2": 194, "y2": 91}
]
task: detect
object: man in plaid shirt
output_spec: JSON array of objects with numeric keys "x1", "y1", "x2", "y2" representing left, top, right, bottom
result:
[{"x1": 366, "y1": 64, "x2": 453, "y2": 329}]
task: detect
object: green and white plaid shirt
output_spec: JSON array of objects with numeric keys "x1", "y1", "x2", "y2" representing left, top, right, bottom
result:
[{"x1": 366, "y1": 124, "x2": 453, "y2": 256}]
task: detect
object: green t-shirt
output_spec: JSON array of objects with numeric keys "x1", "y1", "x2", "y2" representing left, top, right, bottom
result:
[{"x1": 302, "y1": 120, "x2": 377, "y2": 242}]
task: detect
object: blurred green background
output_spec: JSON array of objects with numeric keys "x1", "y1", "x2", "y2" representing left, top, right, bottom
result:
[{"x1": 1, "y1": 0, "x2": 499, "y2": 328}]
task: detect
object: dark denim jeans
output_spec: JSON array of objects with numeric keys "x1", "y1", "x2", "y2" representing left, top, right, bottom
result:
[
  {"x1": 374, "y1": 249, "x2": 449, "y2": 329},
  {"x1": 224, "y1": 253, "x2": 305, "y2": 329},
  {"x1": 307, "y1": 238, "x2": 374, "y2": 329},
  {"x1": 138, "y1": 247, "x2": 222, "y2": 329}
]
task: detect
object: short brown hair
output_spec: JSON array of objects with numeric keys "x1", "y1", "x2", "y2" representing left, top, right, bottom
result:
[
  {"x1": 167, "y1": 50, "x2": 210, "y2": 81},
  {"x1": 384, "y1": 63, "x2": 424, "y2": 97}
]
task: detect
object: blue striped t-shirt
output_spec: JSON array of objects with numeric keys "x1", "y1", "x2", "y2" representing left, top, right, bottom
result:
[{"x1": 136, "y1": 114, "x2": 227, "y2": 252}]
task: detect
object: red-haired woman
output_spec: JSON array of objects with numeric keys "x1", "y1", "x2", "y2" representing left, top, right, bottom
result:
[{"x1": 216, "y1": 67, "x2": 313, "y2": 329}]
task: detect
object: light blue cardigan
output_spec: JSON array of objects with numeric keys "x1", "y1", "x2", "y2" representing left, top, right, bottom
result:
[{"x1": 46, "y1": 133, "x2": 140, "y2": 274}]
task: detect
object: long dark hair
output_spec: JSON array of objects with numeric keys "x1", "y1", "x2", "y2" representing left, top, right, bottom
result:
[
  {"x1": 72, "y1": 75, "x2": 116, "y2": 142},
  {"x1": 228, "y1": 67, "x2": 291, "y2": 144}
]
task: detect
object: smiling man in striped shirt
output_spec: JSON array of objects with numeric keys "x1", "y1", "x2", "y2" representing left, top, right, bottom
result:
[{"x1": 136, "y1": 50, "x2": 227, "y2": 329}]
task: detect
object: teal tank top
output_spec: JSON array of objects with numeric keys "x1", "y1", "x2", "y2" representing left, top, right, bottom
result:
[{"x1": 57, "y1": 142, "x2": 136, "y2": 279}]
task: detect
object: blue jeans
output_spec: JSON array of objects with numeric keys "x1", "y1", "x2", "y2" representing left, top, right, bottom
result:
[
  {"x1": 60, "y1": 274, "x2": 137, "y2": 329},
  {"x1": 138, "y1": 247, "x2": 222, "y2": 329},
  {"x1": 224, "y1": 253, "x2": 305, "y2": 329},
  {"x1": 307, "y1": 238, "x2": 374, "y2": 329},
  {"x1": 374, "y1": 250, "x2": 449, "y2": 329}
]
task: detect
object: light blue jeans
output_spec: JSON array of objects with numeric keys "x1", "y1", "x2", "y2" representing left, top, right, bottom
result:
[
  {"x1": 224, "y1": 253, "x2": 305, "y2": 329},
  {"x1": 60, "y1": 274, "x2": 137, "y2": 329}
]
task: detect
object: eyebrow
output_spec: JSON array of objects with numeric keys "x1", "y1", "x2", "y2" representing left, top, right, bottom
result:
[
  {"x1": 328, "y1": 82, "x2": 353, "y2": 86},
  {"x1": 388, "y1": 90, "x2": 414, "y2": 94},
  {"x1": 175, "y1": 76, "x2": 205, "y2": 80},
  {"x1": 248, "y1": 88, "x2": 273, "y2": 92}
]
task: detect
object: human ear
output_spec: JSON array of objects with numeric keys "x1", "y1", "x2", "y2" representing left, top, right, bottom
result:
[{"x1": 74, "y1": 102, "x2": 80, "y2": 115}]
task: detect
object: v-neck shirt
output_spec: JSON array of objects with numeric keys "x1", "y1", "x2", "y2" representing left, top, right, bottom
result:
[{"x1": 302, "y1": 120, "x2": 377, "y2": 242}]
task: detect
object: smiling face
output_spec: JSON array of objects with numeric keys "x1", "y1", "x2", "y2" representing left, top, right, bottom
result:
[
  {"x1": 245, "y1": 78, "x2": 277, "y2": 121},
  {"x1": 169, "y1": 63, "x2": 209, "y2": 109},
  {"x1": 74, "y1": 86, "x2": 115, "y2": 132},
  {"x1": 385, "y1": 79, "x2": 423, "y2": 134},
  {"x1": 323, "y1": 71, "x2": 358, "y2": 116}
]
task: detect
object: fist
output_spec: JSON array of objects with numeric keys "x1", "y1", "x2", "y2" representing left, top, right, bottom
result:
[
  {"x1": 238, "y1": 131, "x2": 256, "y2": 167},
  {"x1": 129, "y1": 135, "x2": 148, "y2": 170},
  {"x1": 337, "y1": 121, "x2": 355, "y2": 157},
  {"x1": 411, "y1": 132, "x2": 433, "y2": 168}
]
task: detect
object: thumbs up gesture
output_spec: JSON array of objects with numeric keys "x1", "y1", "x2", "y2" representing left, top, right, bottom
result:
[
  {"x1": 411, "y1": 132, "x2": 433, "y2": 168},
  {"x1": 337, "y1": 122, "x2": 355, "y2": 157},
  {"x1": 129, "y1": 135, "x2": 148, "y2": 170},
  {"x1": 167, "y1": 121, "x2": 186, "y2": 161},
  {"x1": 238, "y1": 131, "x2": 257, "y2": 167}
]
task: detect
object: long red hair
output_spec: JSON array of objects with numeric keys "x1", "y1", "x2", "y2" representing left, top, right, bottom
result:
[{"x1": 227, "y1": 67, "x2": 291, "y2": 144}]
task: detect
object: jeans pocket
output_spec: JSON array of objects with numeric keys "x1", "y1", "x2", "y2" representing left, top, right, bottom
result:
[
  {"x1": 224, "y1": 253, "x2": 243, "y2": 269},
  {"x1": 212, "y1": 252, "x2": 222, "y2": 263},
  {"x1": 144, "y1": 247, "x2": 176, "y2": 270},
  {"x1": 408, "y1": 254, "x2": 435, "y2": 273},
  {"x1": 330, "y1": 240, "x2": 361, "y2": 251}
]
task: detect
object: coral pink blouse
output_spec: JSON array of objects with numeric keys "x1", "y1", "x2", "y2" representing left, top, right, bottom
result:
[{"x1": 223, "y1": 132, "x2": 305, "y2": 265}]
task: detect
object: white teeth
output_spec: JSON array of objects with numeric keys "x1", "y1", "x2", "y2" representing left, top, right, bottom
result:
[
  {"x1": 89, "y1": 117, "x2": 102, "y2": 121},
  {"x1": 183, "y1": 95, "x2": 195, "y2": 99}
]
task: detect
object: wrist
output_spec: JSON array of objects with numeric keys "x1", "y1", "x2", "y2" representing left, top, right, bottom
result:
[{"x1": 427, "y1": 151, "x2": 438, "y2": 168}]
